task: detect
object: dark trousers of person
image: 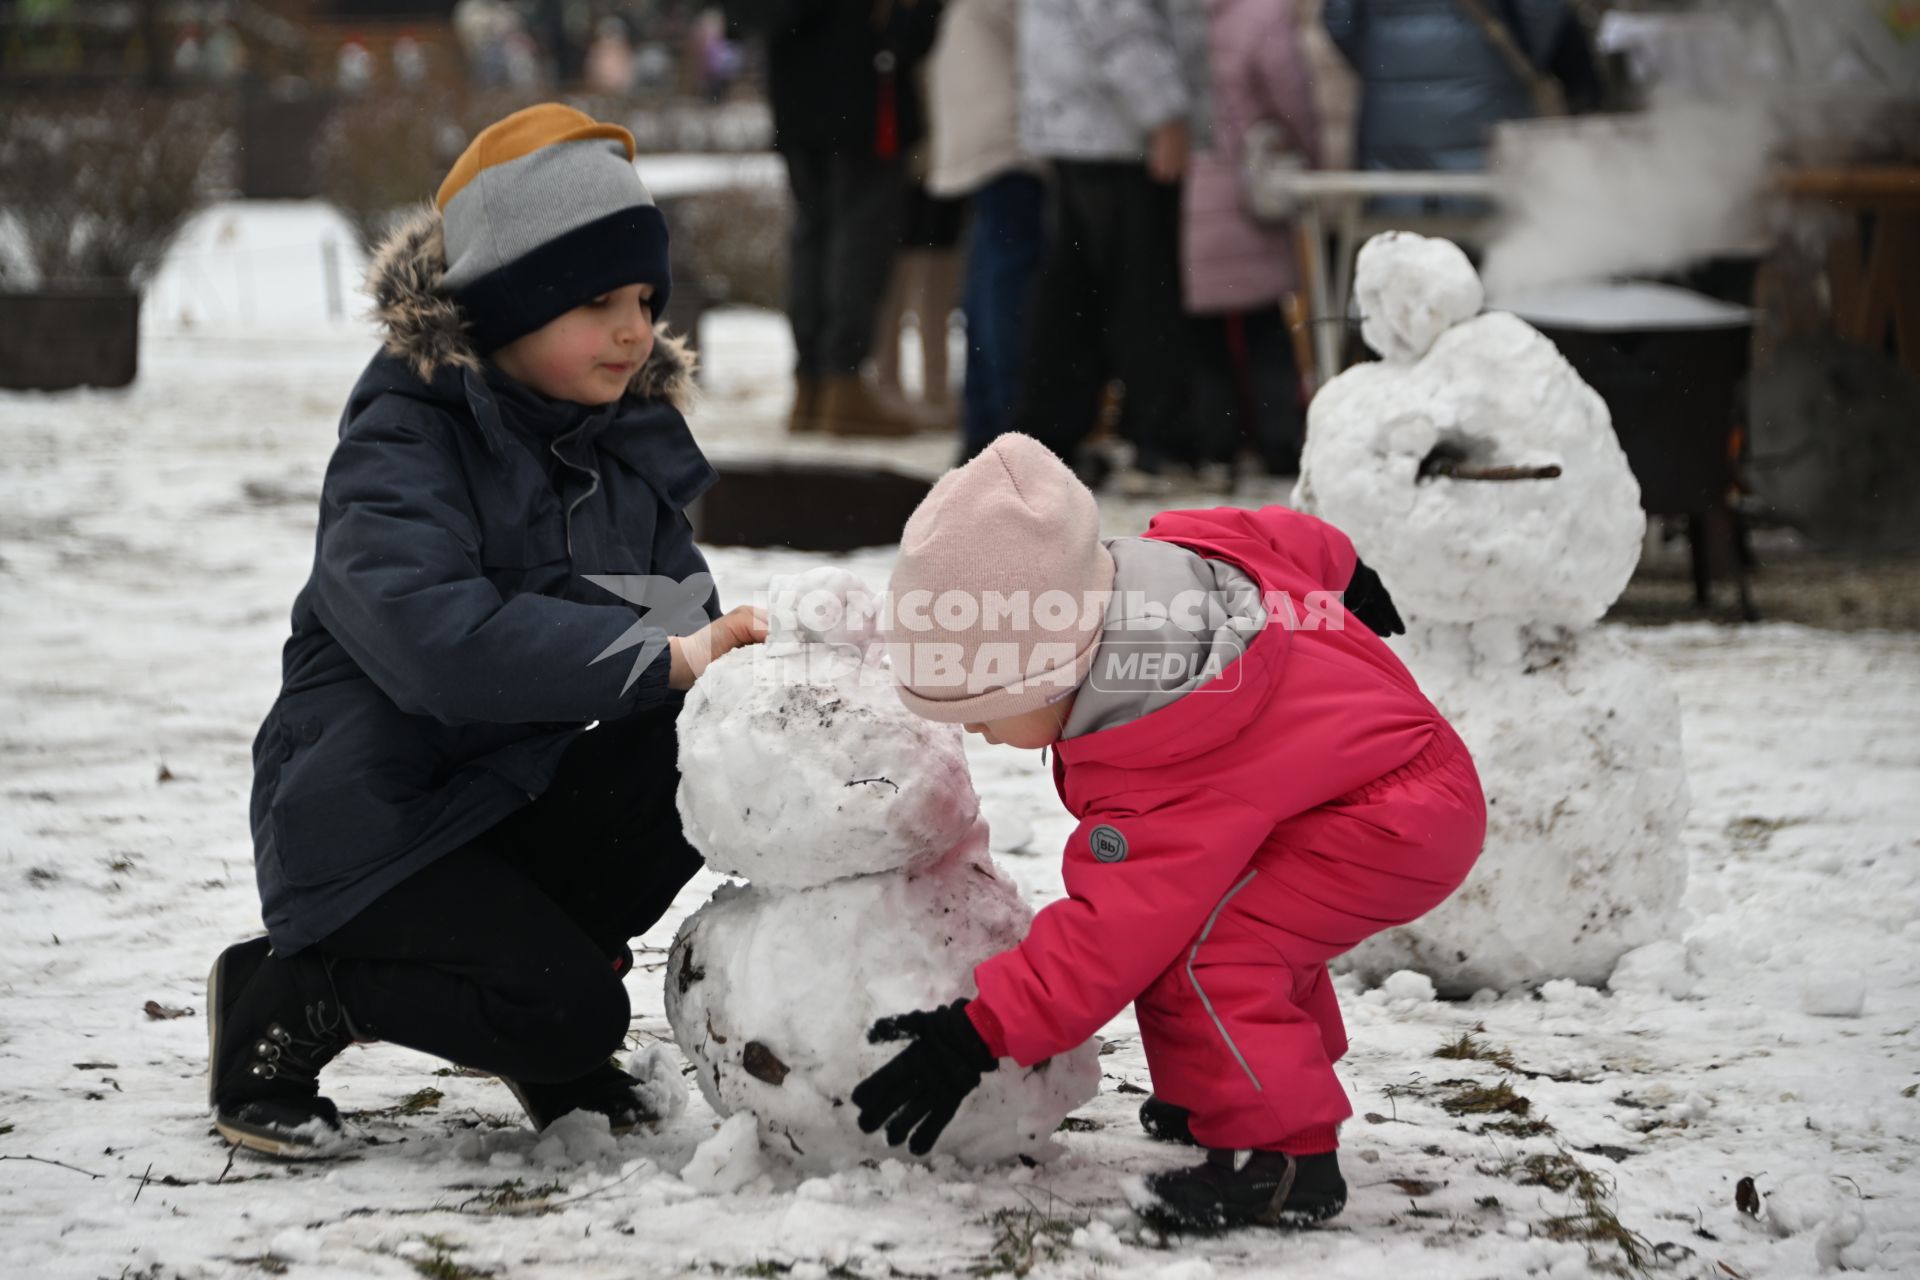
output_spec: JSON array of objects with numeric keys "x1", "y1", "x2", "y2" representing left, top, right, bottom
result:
[
  {"x1": 1012, "y1": 161, "x2": 1191, "y2": 469},
  {"x1": 783, "y1": 147, "x2": 906, "y2": 377},
  {"x1": 960, "y1": 170, "x2": 1045, "y2": 461},
  {"x1": 313, "y1": 711, "x2": 701, "y2": 1084},
  {"x1": 1191, "y1": 305, "x2": 1306, "y2": 473}
]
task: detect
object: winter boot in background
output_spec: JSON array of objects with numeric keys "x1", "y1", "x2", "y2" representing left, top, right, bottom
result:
[
  {"x1": 788, "y1": 374, "x2": 822, "y2": 433},
  {"x1": 818, "y1": 374, "x2": 919, "y2": 438},
  {"x1": 501, "y1": 1059, "x2": 662, "y2": 1134},
  {"x1": 1143, "y1": 1148, "x2": 1347, "y2": 1232},
  {"x1": 207, "y1": 937, "x2": 358, "y2": 1157},
  {"x1": 1139, "y1": 1094, "x2": 1199, "y2": 1146}
]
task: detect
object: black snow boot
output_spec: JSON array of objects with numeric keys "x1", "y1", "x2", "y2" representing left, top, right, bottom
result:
[
  {"x1": 1143, "y1": 1148, "x2": 1347, "y2": 1233},
  {"x1": 207, "y1": 937, "x2": 357, "y2": 1158},
  {"x1": 1139, "y1": 1095, "x2": 1199, "y2": 1146},
  {"x1": 502, "y1": 1059, "x2": 660, "y2": 1134}
]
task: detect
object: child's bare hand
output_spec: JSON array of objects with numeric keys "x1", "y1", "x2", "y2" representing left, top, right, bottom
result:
[{"x1": 669, "y1": 605, "x2": 768, "y2": 689}]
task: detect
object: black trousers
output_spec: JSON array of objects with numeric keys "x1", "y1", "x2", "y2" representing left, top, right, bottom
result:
[
  {"x1": 783, "y1": 147, "x2": 907, "y2": 377},
  {"x1": 1191, "y1": 306, "x2": 1305, "y2": 473},
  {"x1": 314, "y1": 712, "x2": 701, "y2": 1084},
  {"x1": 1012, "y1": 161, "x2": 1192, "y2": 468}
]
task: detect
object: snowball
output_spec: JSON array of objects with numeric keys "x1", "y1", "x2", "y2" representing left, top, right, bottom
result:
[
  {"x1": 1610, "y1": 940, "x2": 1696, "y2": 999},
  {"x1": 1342, "y1": 627, "x2": 1689, "y2": 995},
  {"x1": 1355, "y1": 231, "x2": 1485, "y2": 363},
  {"x1": 1377, "y1": 970, "x2": 1436, "y2": 1004},
  {"x1": 1802, "y1": 977, "x2": 1867, "y2": 1018},
  {"x1": 1765, "y1": 1173, "x2": 1858, "y2": 1239},
  {"x1": 677, "y1": 642, "x2": 980, "y2": 888},
  {"x1": 1814, "y1": 1206, "x2": 1876, "y2": 1271},
  {"x1": 530, "y1": 1109, "x2": 618, "y2": 1167},
  {"x1": 624, "y1": 1043, "x2": 691, "y2": 1122},
  {"x1": 681, "y1": 1111, "x2": 765, "y2": 1193},
  {"x1": 766, "y1": 566, "x2": 881, "y2": 656},
  {"x1": 665, "y1": 823, "x2": 1100, "y2": 1170}
]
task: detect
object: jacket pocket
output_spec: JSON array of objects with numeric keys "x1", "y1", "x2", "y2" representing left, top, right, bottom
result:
[
  {"x1": 265, "y1": 684, "x2": 447, "y2": 887},
  {"x1": 270, "y1": 768, "x2": 441, "y2": 887}
]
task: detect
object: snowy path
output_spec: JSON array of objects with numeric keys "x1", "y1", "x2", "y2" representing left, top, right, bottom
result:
[{"x1": 3, "y1": 309, "x2": 1919, "y2": 1278}]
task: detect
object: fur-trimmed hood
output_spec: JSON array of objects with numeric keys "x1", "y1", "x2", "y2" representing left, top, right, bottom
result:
[{"x1": 365, "y1": 204, "x2": 697, "y2": 413}]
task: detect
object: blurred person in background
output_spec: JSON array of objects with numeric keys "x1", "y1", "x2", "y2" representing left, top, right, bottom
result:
[
  {"x1": 729, "y1": 0, "x2": 946, "y2": 438},
  {"x1": 1321, "y1": 0, "x2": 1600, "y2": 184},
  {"x1": 694, "y1": 7, "x2": 745, "y2": 101},
  {"x1": 586, "y1": 15, "x2": 637, "y2": 96},
  {"x1": 453, "y1": 0, "x2": 513, "y2": 89},
  {"x1": 1182, "y1": 0, "x2": 1319, "y2": 489},
  {"x1": 871, "y1": 169, "x2": 967, "y2": 433},
  {"x1": 925, "y1": 0, "x2": 1045, "y2": 462},
  {"x1": 1012, "y1": 0, "x2": 1211, "y2": 492}
]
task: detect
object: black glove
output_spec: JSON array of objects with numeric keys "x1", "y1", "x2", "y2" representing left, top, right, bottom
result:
[
  {"x1": 1344, "y1": 558, "x2": 1405, "y2": 637},
  {"x1": 850, "y1": 999, "x2": 998, "y2": 1156}
]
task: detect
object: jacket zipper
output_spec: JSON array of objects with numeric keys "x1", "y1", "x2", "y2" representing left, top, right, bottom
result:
[{"x1": 549, "y1": 424, "x2": 602, "y2": 560}]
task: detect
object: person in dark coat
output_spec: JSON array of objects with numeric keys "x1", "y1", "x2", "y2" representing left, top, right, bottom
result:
[
  {"x1": 729, "y1": 0, "x2": 945, "y2": 437},
  {"x1": 1321, "y1": 0, "x2": 1581, "y2": 176},
  {"x1": 204, "y1": 104, "x2": 767, "y2": 1158}
]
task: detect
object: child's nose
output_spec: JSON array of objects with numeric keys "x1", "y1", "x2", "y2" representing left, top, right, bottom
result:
[{"x1": 616, "y1": 302, "x2": 651, "y2": 342}]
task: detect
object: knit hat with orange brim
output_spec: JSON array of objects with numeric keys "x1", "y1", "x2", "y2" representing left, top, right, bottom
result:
[{"x1": 437, "y1": 103, "x2": 670, "y2": 353}]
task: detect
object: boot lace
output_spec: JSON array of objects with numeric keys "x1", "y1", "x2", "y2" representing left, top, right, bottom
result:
[{"x1": 249, "y1": 998, "x2": 350, "y2": 1089}]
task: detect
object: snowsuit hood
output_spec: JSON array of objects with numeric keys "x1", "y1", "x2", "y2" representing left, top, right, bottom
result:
[{"x1": 1061, "y1": 536, "x2": 1266, "y2": 740}]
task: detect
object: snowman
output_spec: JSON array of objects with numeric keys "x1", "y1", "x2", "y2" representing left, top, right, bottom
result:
[
  {"x1": 1296, "y1": 232, "x2": 1691, "y2": 995},
  {"x1": 665, "y1": 567, "x2": 1101, "y2": 1170}
]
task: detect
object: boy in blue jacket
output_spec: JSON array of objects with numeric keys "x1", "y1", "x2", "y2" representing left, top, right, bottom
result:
[{"x1": 206, "y1": 104, "x2": 765, "y2": 1157}]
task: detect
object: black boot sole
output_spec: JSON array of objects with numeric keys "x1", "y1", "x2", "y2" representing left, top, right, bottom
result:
[{"x1": 213, "y1": 1112, "x2": 342, "y2": 1159}]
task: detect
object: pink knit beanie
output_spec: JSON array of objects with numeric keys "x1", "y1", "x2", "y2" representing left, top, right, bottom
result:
[{"x1": 884, "y1": 434, "x2": 1116, "y2": 724}]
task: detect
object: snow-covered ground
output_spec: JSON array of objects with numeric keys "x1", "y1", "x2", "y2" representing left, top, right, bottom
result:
[{"x1": 2, "y1": 204, "x2": 1917, "y2": 1278}]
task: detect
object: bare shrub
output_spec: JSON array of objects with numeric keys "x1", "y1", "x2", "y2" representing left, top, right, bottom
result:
[
  {"x1": 0, "y1": 91, "x2": 233, "y2": 291},
  {"x1": 313, "y1": 90, "x2": 540, "y2": 254},
  {"x1": 662, "y1": 183, "x2": 790, "y2": 311}
]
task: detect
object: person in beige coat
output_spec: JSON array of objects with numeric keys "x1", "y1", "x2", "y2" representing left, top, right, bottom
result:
[{"x1": 923, "y1": 0, "x2": 1045, "y2": 460}]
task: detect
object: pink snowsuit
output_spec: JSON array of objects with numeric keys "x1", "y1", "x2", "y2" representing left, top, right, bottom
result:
[{"x1": 967, "y1": 505, "x2": 1486, "y2": 1153}]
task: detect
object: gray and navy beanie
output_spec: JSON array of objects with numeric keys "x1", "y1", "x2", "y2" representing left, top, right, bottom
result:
[{"x1": 436, "y1": 103, "x2": 670, "y2": 354}]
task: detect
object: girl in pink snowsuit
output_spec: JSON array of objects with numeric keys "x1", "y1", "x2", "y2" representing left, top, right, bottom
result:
[{"x1": 853, "y1": 434, "x2": 1486, "y2": 1231}]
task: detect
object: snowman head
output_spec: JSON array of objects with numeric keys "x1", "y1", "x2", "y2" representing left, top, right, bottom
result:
[
  {"x1": 677, "y1": 569, "x2": 980, "y2": 889},
  {"x1": 1299, "y1": 234, "x2": 1644, "y2": 626},
  {"x1": 1356, "y1": 231, "x2": 1484, "y2": 364}
]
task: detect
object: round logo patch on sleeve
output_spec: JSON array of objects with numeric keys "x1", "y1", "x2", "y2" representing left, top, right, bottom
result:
[{"x1": 1088, "y1": 825, "x2": 1129, "y2": 863}]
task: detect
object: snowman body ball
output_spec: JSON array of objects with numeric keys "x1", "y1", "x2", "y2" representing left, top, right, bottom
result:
[
  {"x1": 666, "y1": 569, "x2": 1101, "y2": 1169},
  {"x1": 1297, "y1": 232, "x2": 1690, "y2": 995}
]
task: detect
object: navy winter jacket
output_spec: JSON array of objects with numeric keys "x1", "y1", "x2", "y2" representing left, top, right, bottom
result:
[
  {"x1": 252, "y1": 209, "x2": 719, "y2": 954},
  {"x1": 1323, "y1": 0, "x2": 1569, "y2": 173}
]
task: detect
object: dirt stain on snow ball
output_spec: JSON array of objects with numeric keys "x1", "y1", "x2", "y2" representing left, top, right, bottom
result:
[
  {"x1": 675, "y1": 941, "x2": 705, "y2": 995},
  {"x1": 743, "y1": 1041, "x2": 790, "y2": 1086}
]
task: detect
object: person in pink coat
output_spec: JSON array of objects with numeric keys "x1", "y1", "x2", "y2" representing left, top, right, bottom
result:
[
  {"x1": 1183, "y1": 0, "x2": 1320, "y2": 481},
  {"x1": 854, "y1": 434, "x2": 1485, "y2": 1232}
]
